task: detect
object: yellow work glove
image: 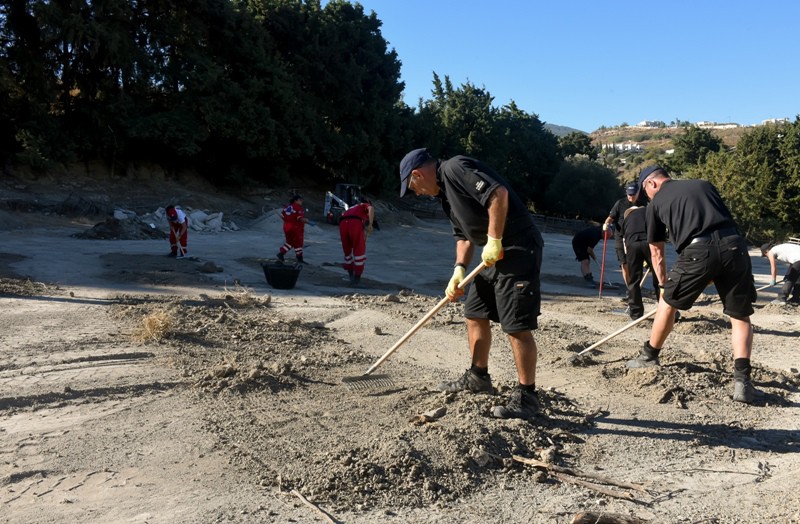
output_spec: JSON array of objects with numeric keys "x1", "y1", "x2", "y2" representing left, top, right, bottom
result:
[
  {"x1": 481, "y1": 236, "x2": 504, "y2": 266},
  {"x1": 602, "y1": 223, "x2": 609, "y2": 231},
  {"x1": 659, "y1": 286, "x2": 665, "y2": 299},
  {"x1": 446, "y1": 265, "x2": 467, "y2": 300}
]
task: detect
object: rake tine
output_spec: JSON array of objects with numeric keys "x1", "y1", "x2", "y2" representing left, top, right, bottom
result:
[
  {"x1": 341, "y1": 263, "x2": 488, "y2": 389},
  {"x1": 341, "y1": 374, "x2": 395, "y2": 391}
]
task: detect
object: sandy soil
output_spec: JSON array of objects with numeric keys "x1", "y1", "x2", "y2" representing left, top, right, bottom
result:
[{"x1": 1, "y1": 173, "x2": 799, "y2": 524}]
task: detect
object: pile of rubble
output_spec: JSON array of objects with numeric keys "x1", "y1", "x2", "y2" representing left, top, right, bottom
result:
[{"x1": 113, "y1": 206, "x2": 241, "y2": 233}]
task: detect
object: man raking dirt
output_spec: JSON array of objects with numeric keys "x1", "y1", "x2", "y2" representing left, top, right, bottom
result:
[
  {"x1": 627, "y1": 165, "x2": 763, "y2": 404},
  {"x1": 399, "y1": 148, "x2": 545, "y2": 419}
]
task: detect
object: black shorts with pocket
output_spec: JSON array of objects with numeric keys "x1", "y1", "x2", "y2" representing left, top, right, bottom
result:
[
  {"x1": 464, "y1": 243, "x2": 542, "y2": 333},
  {"x1": 663, "y1": 235, "x2": 756, "y2": 318}
]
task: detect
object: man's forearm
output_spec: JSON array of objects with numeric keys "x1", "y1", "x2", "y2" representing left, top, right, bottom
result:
[
  {"x1": 455, "y1": 239, "x2": 474, "y2": 266},
  {"x1": 486, "y1": 186, "x2": 509, "y2": 239},
  {"x1": 649, "y1": 242, "x2": 667, "y2": 285}
]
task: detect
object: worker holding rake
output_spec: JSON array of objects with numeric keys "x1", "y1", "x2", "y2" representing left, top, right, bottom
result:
[
  {"x1": 399, "y1": 148, "x2": 545, "y2": 419},
  {"x1": 571, "y1": 226, "x2": 612, "y2": 288},
  {"x1": 165, "y1": 205, "x2": 189, "y2": 258},
  {"x1": 627, "y1": 166, "x2": 762, "y2": 404},
  {"x1": 339, "y1": 197, "x2": 375, "y2": 286},
  {"x1": 604, "y1": 181, "x2": 644, "y2": 294},
  {"x1": 277, "y1": 195, "x2": 309, "y2": 263}
]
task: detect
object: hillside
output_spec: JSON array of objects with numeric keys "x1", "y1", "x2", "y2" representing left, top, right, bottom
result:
[{"x1": 589, "y1": 125, "x2": 751, "y2": 181}]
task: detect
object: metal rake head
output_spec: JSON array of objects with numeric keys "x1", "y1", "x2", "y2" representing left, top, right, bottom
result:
[{"x1": 341, "y1": 374, "x2": 395, "y2": 391}]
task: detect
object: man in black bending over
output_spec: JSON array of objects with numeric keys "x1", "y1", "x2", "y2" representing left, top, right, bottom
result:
[
  {"x1": 626, "y1": 166, "x2": 762, "y2": 404},
  {"x1": 399, "y1": 148, "x2": 544, "y2": 420}
]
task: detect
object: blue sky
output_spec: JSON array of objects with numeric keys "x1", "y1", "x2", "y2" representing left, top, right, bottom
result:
[{"x1": 350, "y1": 0, "x2": 799, "y2": 132}]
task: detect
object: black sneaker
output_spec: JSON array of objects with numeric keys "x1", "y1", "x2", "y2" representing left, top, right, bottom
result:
[
  {"x1": 732, "y1": 371, "x2": 765, "y2": 404},
  {"x1": 732, "y1": 378, "x2": 765, "y2": 403},
  {"x1": 437, "y1": 369, "x2": 493, "y2": 393},
  {"x1": 492, "y1": 387, "x2": 541, "y2": 419},
  {"x1": 626, "y1": 342, "x2": 660, "y2": 369},
  {"x1": 276, "y1": 252, "x2": 285, "y2": 262}
]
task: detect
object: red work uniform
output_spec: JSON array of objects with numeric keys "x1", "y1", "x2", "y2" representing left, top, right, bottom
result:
[
  {"x1": 339, "y1": 202, "x2": 372, "y2": 278},
  {"x1": 167, "y1": 207, "x2": 189, "y2": 256},
  {"x1": 279, "y1": 200, "x2": 306, "y2": 261}
]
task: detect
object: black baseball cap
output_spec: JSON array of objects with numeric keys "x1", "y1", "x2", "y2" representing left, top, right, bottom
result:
[
  {"x1": 399, "y1": 148, "x2": 433, "y2": 197},
  {"x1": 638, "y1": 165, "x2": 665, "y2": 187}
]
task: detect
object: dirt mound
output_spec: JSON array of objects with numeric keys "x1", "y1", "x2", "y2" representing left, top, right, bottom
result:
[
  {"x1": 108, "y1": 292, "x2": 596, "y2": 513},
  {"x1": 73, "y1": 217, "x2": 168, "y2": 240}
]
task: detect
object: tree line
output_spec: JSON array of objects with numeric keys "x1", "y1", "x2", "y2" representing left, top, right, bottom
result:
[
  {"x1": 1, "y1": 0, "x2": 797, "y2": 239},
  {"x1": 668, "y1": 123, "x2": 800, "y2": 242},
  {"x1": 0, "y1": 0, "x2": 611, "y2": 215}
]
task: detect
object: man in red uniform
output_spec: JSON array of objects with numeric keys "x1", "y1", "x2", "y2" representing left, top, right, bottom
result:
[
  {"x1": 277, "y1": 195, "x2": 308, "y2": 263},
  {"x1": 339, "y1": 198, "x2": 375, "y2": 285},
  {"x1": 166, "y1": 205, "x2": 189, "y2": 258}
]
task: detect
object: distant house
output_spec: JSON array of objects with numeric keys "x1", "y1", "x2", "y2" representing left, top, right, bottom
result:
[
  {"x1": 601, "y1": 142, "x2": 644, "y2": 153},
  {"x1": 762, "y1": 118, "x2": 789, "y2": 125},
  {"x1": 635, "y1": 120, "x2": 662, "y2": 128}
]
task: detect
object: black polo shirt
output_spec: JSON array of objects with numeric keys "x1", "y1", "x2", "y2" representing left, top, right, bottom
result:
[
  {"x1": 436, "y1": 156, "x2": 543, "y2": 248},
  {"x1": 622, "y1": 206, "x2": 647, "y2": 244},
  {"x1": 572, "y1": 226, "x2": 603, "y2": 250},
  {"x1": 609, "y1": 193, "x2": 647, "y2": 243},
  {"x1": 646, "y1": 179, "x2": 738, "y2": 253}
]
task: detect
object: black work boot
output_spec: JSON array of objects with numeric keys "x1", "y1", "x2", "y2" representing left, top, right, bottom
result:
[
  {"x1": 492, "y1": 386, "x2": 541, "y2": 420},
  {"x1": 437, "y1": 369, "x2": 493, "y2": 393},
  {"x1": 296, "y1": 255, "x2": 306, "y2": 264},
  {"x1": 276, "y1": 252, "x2": 285, "y2": 262},
  {"x1": 732, "y1": 370, "x2": 765, "y2": 404},
  {"x1": 584, "y1": 273, "x2": 596, "y2": 288},
  {"x1": 626, "y1": 341, "x2": 661, "y2": 369}
]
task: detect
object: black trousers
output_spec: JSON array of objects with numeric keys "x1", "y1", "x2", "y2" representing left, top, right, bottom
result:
[{"x1": 625, "y1": 240, "x2": 657, "y2": 318}]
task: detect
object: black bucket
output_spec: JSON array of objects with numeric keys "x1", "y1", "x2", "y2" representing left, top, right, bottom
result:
[{"x1": 262, "y1": 262, "x2": 302, "y2": 289}]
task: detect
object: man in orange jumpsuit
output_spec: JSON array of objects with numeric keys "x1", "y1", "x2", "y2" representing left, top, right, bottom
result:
[
  {"x1": 339, "y1": 198, "x2": 375, "y2": 285},
  {"x1": 277, "y1": 195, "x2": 309, "y2": 263}
]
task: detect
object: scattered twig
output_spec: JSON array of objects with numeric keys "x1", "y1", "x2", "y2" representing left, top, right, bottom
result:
[
  {"x1": 290, "y1": 489, "x2": 340, "y2": 524},
  {"x1": 570, "y1": 511, "x2": 650, "y2": 524},
  {"x1": 512, "y1": 455, "x2": 649, "y2": 492},
  {"x1": 553, "y1": 471, "x2": 635, "y2": 501}
]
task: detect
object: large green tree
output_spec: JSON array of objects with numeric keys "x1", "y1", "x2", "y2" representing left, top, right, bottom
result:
[
  {"x1": 559, "y1": 131, "x2": 597, "y2": 160},
  {"x1": 414, "y1": 75, "x2": 559, "y2": 208},
  {"x1": 544, "y1": 157, "x2": 619, "y2": 220},
  {"x1": 686, "y1": 118, "x2": 800, "y2": 240},
  {"x1": 668, "y1": 125, "x2": 723, "y2": 174}
]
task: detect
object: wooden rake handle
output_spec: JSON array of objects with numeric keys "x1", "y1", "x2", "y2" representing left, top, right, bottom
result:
[
  {"x1": 362, "y1": 262, "x2": 487, "y2": 375},
  {"x1": 576, "y1": 307, "x2": 657, "y2": 357}
]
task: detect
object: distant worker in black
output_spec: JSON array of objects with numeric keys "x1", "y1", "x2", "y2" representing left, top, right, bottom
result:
[
  {"x1": 621, "y1": 204, "x2": 658, "y2": 320},
  {"x1": 604, "y1": 181, "x2": 646, "y2": 294},
  {"x1": 571, "y1": 225, "x2": 612, "y2": 288}
]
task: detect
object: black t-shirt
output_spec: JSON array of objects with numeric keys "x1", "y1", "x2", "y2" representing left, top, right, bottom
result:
[
  {"x1": 621, "y1": 206, "x2": 647, "y2": 244},
  {"x1": 646, "y1": 179, "x2": 737, "y2": 253},
  {"x1": 608, "y1": 193, "x2": 647, "y2": 243},
  {"x1": 436, "y1": 156, "x2": 543, "y2": 248},
  {"x1": 572, "y1": 226, "x2": 603, "y2": 250}
]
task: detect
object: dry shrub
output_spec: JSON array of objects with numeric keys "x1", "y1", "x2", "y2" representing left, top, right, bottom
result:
[
  {"x1": 136, "y1": 310, "x2": 174, "y2": 342},
  {"x1": 223, "y1": 282, "x2": 271, "y2": 307}
]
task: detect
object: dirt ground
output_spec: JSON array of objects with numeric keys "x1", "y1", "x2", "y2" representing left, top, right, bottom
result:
[{"x1": 1, "y1": 171, "x2": 799, "y2": 524}]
